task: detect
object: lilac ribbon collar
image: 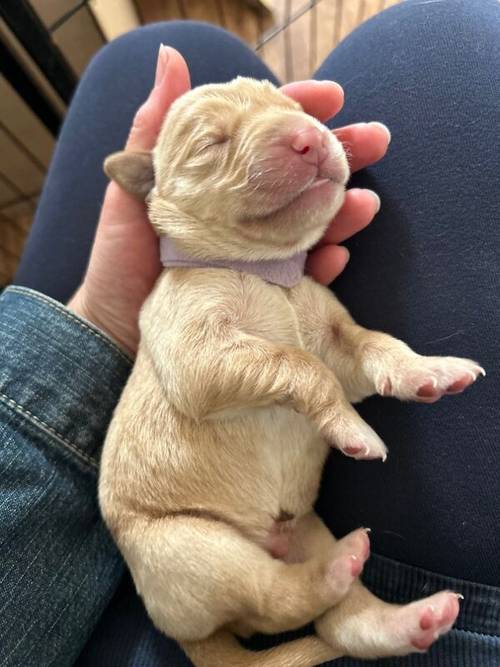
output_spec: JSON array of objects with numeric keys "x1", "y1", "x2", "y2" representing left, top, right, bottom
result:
[{"x1": 160, "y1": 237, "x2": 307, "y2": 288}]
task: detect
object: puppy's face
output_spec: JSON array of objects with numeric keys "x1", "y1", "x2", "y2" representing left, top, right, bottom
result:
[{"x1": 106, "y1": 77, "x2": 349, "y2": 261}]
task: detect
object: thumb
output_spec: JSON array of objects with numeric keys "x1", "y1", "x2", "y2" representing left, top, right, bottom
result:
[
  {"x1": 100, "y1": 45, "x2": 191, "y2": 227},
  {"x1": 126, "y1": 45, "x2": 191, "y2": 152}
]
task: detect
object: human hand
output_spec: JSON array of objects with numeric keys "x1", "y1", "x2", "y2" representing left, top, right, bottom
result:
[
  {"x1": 68, "y1": 46, "x2": 390, "y2": 355},
  {"x1": 280, "y1": 80, "x2": 390, "y2": 284}
]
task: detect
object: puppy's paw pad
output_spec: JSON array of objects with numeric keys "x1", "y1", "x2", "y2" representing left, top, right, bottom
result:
[
  {"x1": 416, "y1": 379, "x2": 439, "y2": 399},
  {"x1": 321, "y1": 407, "x2": 388, "y2": 461},
  {"x1": 341, "y1": 444, "x2": 378, "y2": 460},
  {"x1": 339, "y1": 442, "x2": 387, "y2": 461},
  {"x1": 446, "y1": 373, "x2": 477, "y2": 394},
  {"x1": 334, "y1": 527, "x2": 371, "y2": 564},
  {"x1": 335, "y1": 424, "x2": 387, "y2": 461}
]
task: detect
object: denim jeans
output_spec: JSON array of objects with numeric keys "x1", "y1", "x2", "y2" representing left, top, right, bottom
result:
[
  {"x1": 4, "y1": 0, "x2": 500, "y2": 664},
  {"x1": 0, "y1": 287, "x2": 129, "y2": 665}
]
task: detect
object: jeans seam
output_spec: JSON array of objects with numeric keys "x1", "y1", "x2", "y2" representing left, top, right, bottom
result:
[
  {"x1": 7, "y1": 286, "x2": 133, "y2": 365},
  {"x1": 0, "y1": 392, "x2": 98, "y2": 471}
]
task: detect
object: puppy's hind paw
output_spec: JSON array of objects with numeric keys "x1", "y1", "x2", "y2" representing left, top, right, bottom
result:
[
  {"x1": 324, "y1": 529, "x2": 371, "y2": 603},
  {"x1": 396, "y1": 591, "x2": 461, "y2": 653}
]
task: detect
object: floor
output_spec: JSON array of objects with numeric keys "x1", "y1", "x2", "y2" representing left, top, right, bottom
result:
[
  {"x1": 0, "y1": 0, "x2": 401, "y2": 287},
  {"x1": 259, "y1": 0, "x2": 399, "y2": 83}
]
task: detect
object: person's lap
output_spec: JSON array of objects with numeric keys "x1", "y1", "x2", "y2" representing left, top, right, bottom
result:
[{"x1": 15, "y1": 1, "x2": 499, "y2": 664}]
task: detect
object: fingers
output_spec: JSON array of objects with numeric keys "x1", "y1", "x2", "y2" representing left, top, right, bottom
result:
[
  {"x1": 126, "y1": 45, "x2": 191, "y2": 152},
  {"x1": 318, "y1": 188, "x2": 380, "y2": 246},
  {"x1": 280, "y1": 80, "x2": 390, "y2": 173},
  {"x1": 306, "y1": 245, "x2": 350, "y2": 285},
  {"x1": 281, "y1": 80, "x2": 344, "y2": 122},
  {"x1": 307, "y1": 188, "x2": 381, "y2": 284},
  {"x1": 334, "y1": 122, "x2": 391, "y2": 173},
  {"x1": 105, "y1": 46, "x2": 190, "y2": 224}
]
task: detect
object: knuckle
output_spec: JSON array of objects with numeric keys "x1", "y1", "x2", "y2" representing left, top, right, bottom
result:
[{"x1": 129, "y1": 102, "x2": 150, "y2": 137}]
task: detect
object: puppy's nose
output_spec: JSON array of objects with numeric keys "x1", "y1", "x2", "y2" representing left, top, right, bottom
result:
[{"x1": 291, "y1": 127, "x2": 328, "y2": 165}]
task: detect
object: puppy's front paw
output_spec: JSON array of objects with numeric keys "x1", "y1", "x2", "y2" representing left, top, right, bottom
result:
[
  {"x1": 318, "y1": 406, "x2": 388, "y2": 461},
  {"x1": 378, "y1": 356, "x2": 485, "y2": 403}
]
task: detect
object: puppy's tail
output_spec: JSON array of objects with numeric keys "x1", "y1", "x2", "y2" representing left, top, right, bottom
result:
[{"x1": 181, "y1": 630, "x2": 338, "y2": 667}]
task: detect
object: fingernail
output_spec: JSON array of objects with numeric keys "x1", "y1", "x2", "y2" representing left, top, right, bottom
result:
[
  {"x1": 369, "y1": 121, "x2": 391, "y2": 144},
  {"x1": 317, "y1": 80, "x2": 344, "y2": 92},
  {"x1": 154, "y1": 44, "x2": 169, "y2": 87},
  {"x1": 340, "y1": 246, "x2": 350, "y2": 263},
  {"x1": 365, "y1": 189, "x2": 381, "y2": 213}
]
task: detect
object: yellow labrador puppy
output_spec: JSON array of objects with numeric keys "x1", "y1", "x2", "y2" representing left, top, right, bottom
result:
[{"x1": 100, "y1": 77, "x2": 483, "y2": 666}]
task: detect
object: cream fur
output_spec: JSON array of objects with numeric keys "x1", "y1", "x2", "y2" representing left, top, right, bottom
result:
[{"x1": 100, "y1": 77, "x2": 483, "y2": 666}]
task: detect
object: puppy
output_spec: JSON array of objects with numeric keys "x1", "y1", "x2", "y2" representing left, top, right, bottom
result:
[{"x1": 99, "y1": 77, "x2": 483, "y2": 666}]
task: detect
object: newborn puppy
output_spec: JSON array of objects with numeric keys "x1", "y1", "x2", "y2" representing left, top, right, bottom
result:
[{"x1": 100, "y1": 77, "x2": 483, "y2": 666}]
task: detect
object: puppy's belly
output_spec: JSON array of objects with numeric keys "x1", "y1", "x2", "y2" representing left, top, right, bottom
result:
[
  {"x1": 172, "y1": 407, "x2": 329, "y2": 555},
  {"x1": 254, "y1": 407, "x2": 329, "y2": 512},
  {"x1": 106, "y1": 403, "x2": 329, "y2": 557}
]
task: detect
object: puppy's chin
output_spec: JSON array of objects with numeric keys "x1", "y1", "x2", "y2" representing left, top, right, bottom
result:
[{"x1": 236, "y1": 180, "x2": 346, "y2": 258}]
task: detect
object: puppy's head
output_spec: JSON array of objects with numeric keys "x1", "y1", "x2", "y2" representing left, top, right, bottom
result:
[{"x1": 105, "y1": 77, "x2": 349, "y2": 261}]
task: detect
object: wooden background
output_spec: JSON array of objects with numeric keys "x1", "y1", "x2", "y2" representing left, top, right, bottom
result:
[{"x1": 0, "y1": 0, "x2": 400, "y2": 287}]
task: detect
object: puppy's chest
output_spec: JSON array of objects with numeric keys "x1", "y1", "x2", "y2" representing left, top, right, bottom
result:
[{"x1": 239, "y1": 284, "x2": 307, "y2": 348}]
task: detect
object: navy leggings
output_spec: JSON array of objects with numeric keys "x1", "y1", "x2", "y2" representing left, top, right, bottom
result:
[{"x1": 15, "y1": 0, "x2": 500, "y2": 664}]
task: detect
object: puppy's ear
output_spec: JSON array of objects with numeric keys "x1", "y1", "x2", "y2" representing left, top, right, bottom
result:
[{"x1": 103, "y1": 150, "x2": 154, "y2": 199}]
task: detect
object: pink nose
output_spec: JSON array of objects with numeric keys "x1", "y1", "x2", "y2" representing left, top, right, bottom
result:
[{"x1": 291, "y1": 126, "x2": 328, "y2": 165}]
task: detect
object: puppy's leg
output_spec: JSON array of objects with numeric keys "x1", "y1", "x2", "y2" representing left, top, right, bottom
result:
[
  {"x1": 337, "y1": 326, "x2": 485, "y2": 406},
  {"x1": 316, "y1": 582, "x2": 461, "y2": 659},
  {"x1": 286, "y1": 512, "x2": 371, "y2": 569},
  {"x1": 182, "y1": 630, "x2": 336, "y2": 667},
  {"x1": 120, "y1": 516, "x2": 362, "y2": 642},
  {"x1": 287, "y1": 512, "x2": 461, "y2": 659},
  {"x1": 292, "y1": 280, "x2": 483, "y2": 410},
  {"x1": 146, "y1": 320, "x2": 387, "y2": 459}
]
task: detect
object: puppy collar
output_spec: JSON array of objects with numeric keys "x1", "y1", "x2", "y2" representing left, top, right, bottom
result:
[{"x1": 159, "y1": 237, "x2": 307, "y2": 288}]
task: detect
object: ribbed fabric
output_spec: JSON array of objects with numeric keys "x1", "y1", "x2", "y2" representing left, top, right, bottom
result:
[
  {"x1": 335, "y1": 631, "x2": 500, "y2": 667},
  {"x1": 160, "y1": 236, "x2": 308, "y2": 288},
  {"x1": 330, "y1": 554, "x2": 500, "y2": 666},
  {"x1": 363, "y1": 554, "x2": 500, "y2": 637}
]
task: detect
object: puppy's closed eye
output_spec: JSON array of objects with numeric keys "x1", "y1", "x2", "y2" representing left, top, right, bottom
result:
[
  {"x1": 206, "y1": 135, "x2": 230, "y2": 148},
  {"x1": 196, "y1": 134, "x2": 231, "y2": 156}
]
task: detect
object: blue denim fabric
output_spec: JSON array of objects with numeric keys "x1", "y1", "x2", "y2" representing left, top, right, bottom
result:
[
  {"x1": 333, "y1": 554, "x2": 500, "y2": 666},
  {"x1": 0, "y1": 286, "x2": 130, "y2": 666}
]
